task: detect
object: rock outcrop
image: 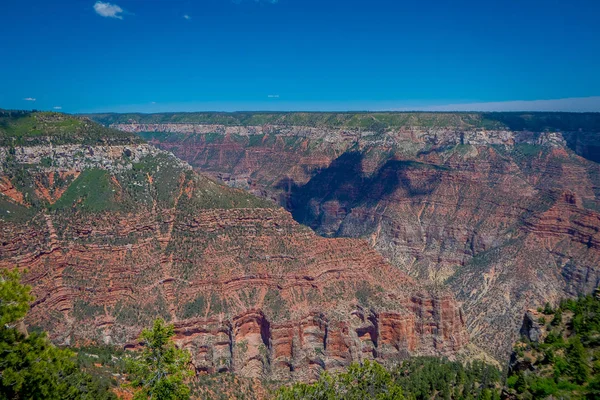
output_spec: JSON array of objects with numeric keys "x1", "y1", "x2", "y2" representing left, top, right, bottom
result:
[
  {"x1": 519, "y1": 311, "x2": 543, "y2": 344},
  {"x1": 0, "y1": 112, "x2": 467, "y2": 381},
  {"x1": 111, "y1": 116, "x2": 600, "y2": 360}
]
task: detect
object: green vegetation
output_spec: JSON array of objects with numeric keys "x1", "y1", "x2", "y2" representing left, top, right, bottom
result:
[
  {"x1": 513, "y1": 143, "x2": 544, "y2": 158},
  {"x1": 72, "y1": 299, "x2": 105, "y2": 321},
  {"x1": 0, "y1": 196, "x2": 35, "y2": 222},
  {"x1": 507, "y1": 293, "x2": 600, "y2": 399},
  {"x1": 277, "y1": 360, "x2": 404, "y2": 400},
  {"x1": 0, "y1": 110, "x2": 140, "y2": 146},
  {"x1": 189, "y1": 372, "x2": 269, "y2": 400},
  {"x1": 263, "y1": 288, "x2": 288, "y2": 319},
  {"x1": 277, "y1": 358, "x2": 502, "y2": 400},
  {"x1": 394, "y1": 357, "x2": 502, "y2": 400},
  {"x1": 89, "y1": 111, "x2": 600, "y2": 133},
  {"x1": 0, "y1": 269, "x2": 116, "y2": 399},
  {"x1": 126, "y1": 318, "x2": 193, "y2": 400},
  {"x1": 51, "y1": 169, "x2": 118, "y2": 212},
  {"x1": 0, "y1": 269, "x2": 33, "y2": 327},
  {"x1": 180, "y1": 295, "x2": 206, "y2": 319},
  {"x1": 1, "y1": 139, "x2": 271, "y2": 221}
]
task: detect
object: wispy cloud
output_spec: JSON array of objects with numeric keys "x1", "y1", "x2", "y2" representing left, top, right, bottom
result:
[
  {"x1": 93, "y1": 1, "x2": 124, "y2": 19},
  {"x1": 267, "y1": 94, "x2": 280, "y2": 98},
  {"x1": 183, "y1": 14, "x2": 191, "y2": 20},
  {"x1": 23, "y1": 97, "x2": 36, "y2": 102},
  {"x1": 233, "y1": 0, "x2": 279, "y2": 4},
  {"x1": 53, "y1": 106, "x2": 62, "y2": 110}
]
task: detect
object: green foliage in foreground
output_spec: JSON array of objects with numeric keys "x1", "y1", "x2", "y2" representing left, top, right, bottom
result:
[
  {"x1": 508, "y1": 293, "x2": 600, "y2": 399},
  {"x1": 277, "y1": 361, "x2": 404, "y2": 400},
  {"x1": 0, "y1": 269, "x2": 116, "y2": 399},
  {"x1": 126, "y1": 318, "x2": 193, "y2": 400},
  {"x1": 0, "y1": 269, "x2": 32, "y2": 327},
  {"x1": 277, "y1": 358, "x2": 502, "y2": 400}
]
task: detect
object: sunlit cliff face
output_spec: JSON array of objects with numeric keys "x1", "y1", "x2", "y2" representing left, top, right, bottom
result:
[
  {"x1": 119, "y1": 117, "x2": 600, "y2": 360},
  {"x1": 0, "y1": 113, "x2": 468, "y2": 381}
]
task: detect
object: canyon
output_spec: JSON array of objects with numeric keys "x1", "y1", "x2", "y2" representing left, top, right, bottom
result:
[
  {"x1": 102, "y1": 112, "x2": 600, "y2": 361},
  {"x1": 0, "y1": 111, "x2": 467, "y2": 382}
]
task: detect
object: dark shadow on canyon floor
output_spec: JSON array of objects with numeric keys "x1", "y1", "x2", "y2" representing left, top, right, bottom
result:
[{"x1": 275, "y1": 151, "x2": 446, "y2": 235}]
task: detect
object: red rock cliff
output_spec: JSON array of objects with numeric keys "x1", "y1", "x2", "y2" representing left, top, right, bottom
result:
[
  {"x1": 0, "y1": 137, "x2": 467, "y2": 380},
  {"x1": 119, "y1": 122, "x2": 600, "y2": 360}
]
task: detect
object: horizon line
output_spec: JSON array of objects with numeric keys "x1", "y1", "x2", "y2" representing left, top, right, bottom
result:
[
  {"x1": 4, "y1": 96, "x2": 600, "y2": 114},
  {"x1": 3, "y1": 109, "x2": 600, "y2": 115}
]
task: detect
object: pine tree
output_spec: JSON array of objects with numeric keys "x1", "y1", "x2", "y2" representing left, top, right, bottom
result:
[
  {"x1": 551, "y1": 308, "x2": 563, "y2": 326},
  {"x1": 566, "y1": 337, "x2": 589, "y2": 384},
  {"x1": 126, "y1": 318, "x2": 193, "y2": 400},
  {"x1": 0, "y1": 269, "x2": 115, "y2": 399},
  {"x1": 586, "y1": 374, "x2": 600, "y2": 399},
  {"x1": 514, "y1": 373, "x2": 527, "y2": 393}
]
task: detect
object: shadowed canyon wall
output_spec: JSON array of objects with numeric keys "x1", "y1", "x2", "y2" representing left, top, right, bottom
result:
[{"x1": 107, "y1": 113, "x2": 600, "y2": 360}]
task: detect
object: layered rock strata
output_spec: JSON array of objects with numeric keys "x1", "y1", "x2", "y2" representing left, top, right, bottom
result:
[
  {"x1": 0, "y1": 115, "x2": 468, "y2": 380},
  {"x1": 115, "y1": 121, "x2": 600, "y2": 360}
]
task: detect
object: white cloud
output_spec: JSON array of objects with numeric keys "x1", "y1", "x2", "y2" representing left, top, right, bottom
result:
[
  {"x1": 23, "y1": 97, "x2": 36, "y2": 101},
  {"x1": 267, "y1": 94, "x2": 280, "y2": 98},
  {"x1": 233, "y1": 0, "x2": 279, "y2": 4},
  {"x1": 53, "y1": 106, "x2": 62, "y2": 110},
  {"x1": 183, "y1": 14, "x2": 191, "y2": 20},
  {"x1": 151, "y1": 102, "x2": 157, "y2": 104},
  {"x1": 94, "y1": 1, "x2": 124, "y2": 19}
]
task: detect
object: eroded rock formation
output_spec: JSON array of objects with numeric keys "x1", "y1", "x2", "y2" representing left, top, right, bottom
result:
[
  {"x1": 115, "y1": 120, "x2": 600, "y2": 360},
  {"x1": 0, "y1": 113, "x2": 468, "y2": 380}
]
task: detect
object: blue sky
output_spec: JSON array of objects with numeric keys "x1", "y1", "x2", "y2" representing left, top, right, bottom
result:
[{"x1": 1, "y1": 0, "x2": 599, "y2": 112}]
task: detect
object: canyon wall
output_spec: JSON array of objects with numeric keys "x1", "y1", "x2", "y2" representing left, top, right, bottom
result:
[
  {"x1": 0, "y1": 112, "x2": 468, "y2": 381},
  {"x1": 110, "y1": 119, "x2": 600, "y2": 360}
]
